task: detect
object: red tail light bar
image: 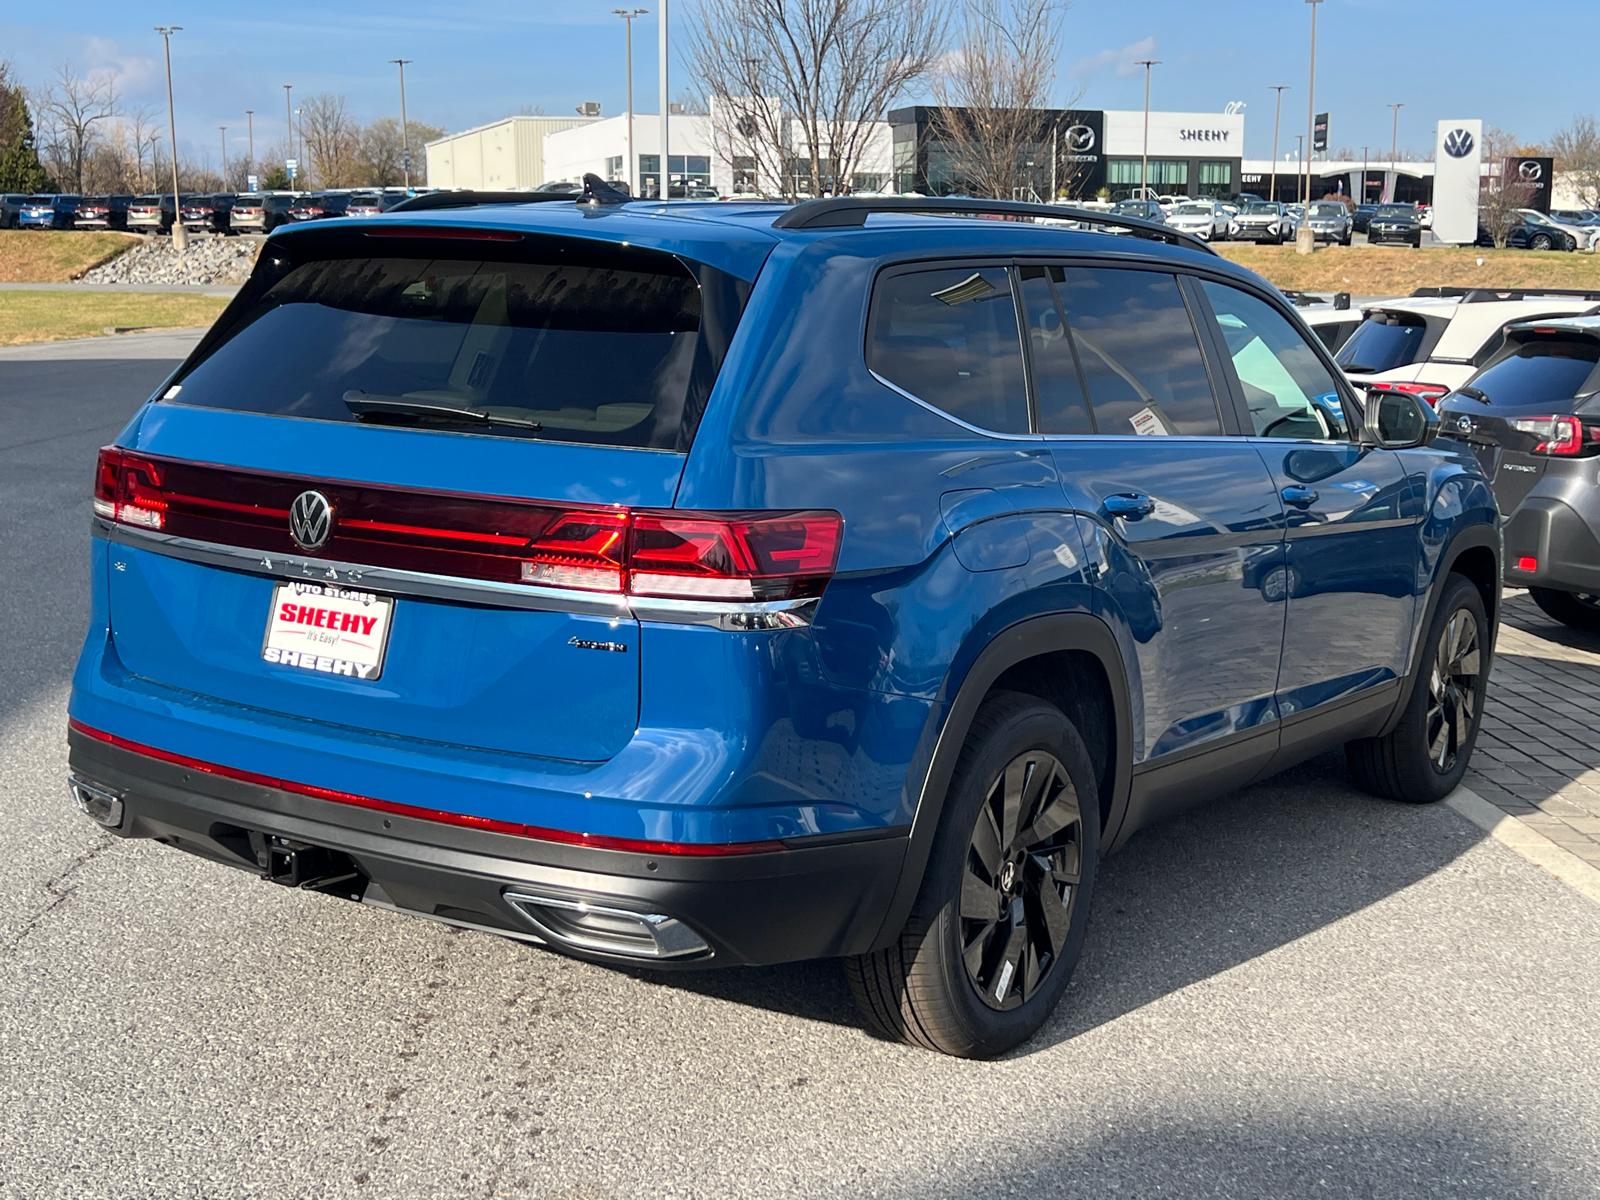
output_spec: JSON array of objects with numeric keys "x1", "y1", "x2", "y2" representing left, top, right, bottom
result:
[
  {"x1": 1364, "y1": 381, "x2": 1452, "y2": 407},
  {"x1": 95, "y1": 448, "x2": 842, "y2": 602}
]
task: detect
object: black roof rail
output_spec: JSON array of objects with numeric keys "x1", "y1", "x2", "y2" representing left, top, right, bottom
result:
[
  {"x1": 1409, "y1": 285, "x2": 1600, "y2": 303},
  {"x1": 770, "y1": 196, "x2": 1216, "y2": 256}
]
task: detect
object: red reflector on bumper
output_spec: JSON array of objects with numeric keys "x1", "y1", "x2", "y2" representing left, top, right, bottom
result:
[
  {"x1": 67, "y1": 719, "x2": 786, "y2": 857},
  {"x1": 1516, "y1": 556, "x2": 1538, "y2": 572}
]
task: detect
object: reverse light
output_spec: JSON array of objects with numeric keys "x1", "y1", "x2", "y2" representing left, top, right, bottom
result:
[
  {"x1": 1365, "y1": 381, "x2": 1452, "y2": 407},
  {"x1": 1510, "y1": 415, "x2": 1586, "y2": 456}
]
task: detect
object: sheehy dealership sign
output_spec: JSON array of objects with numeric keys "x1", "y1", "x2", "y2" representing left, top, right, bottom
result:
[
  {"x1": 1433, "y1": 119, "x2": 1483, "y2": 245},
  {"x1": 1103, "y1": 111, "x2": 1246, "y2": 158}
]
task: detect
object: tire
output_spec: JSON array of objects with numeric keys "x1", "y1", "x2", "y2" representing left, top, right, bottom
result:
[
  {"x1": 845, "y1": 692, "x2": 1100, "y2": 1058},
  {"x1": 1341, "y1": 233, "x2": 1352, "y2": 246},
  {"x1": 1529, "y1": 587, "x2": 1600, "y2": 632},
  {"x1": 1531, "y1": 233, "x2": 1553, "y2": 251},
  {"x1": 1346, "y1": 574, "x2": 1489, "y2": 803}
]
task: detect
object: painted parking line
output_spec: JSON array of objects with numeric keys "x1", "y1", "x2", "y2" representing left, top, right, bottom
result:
[{"x1": 1448, "y1": 784, "x2": 1600, "y2": 906}]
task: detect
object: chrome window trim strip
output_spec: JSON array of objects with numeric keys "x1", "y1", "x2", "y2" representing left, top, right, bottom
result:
[{"x1": 96, "y1": 519, "x2": 819, "y2": 629}]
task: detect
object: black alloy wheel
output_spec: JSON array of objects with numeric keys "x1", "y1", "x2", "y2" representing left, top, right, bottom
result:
[
  {"x1": 845, "y1": 692, "x2": 1100, "y2": 1057},
  {"x1": 1531, "y1": 233, "x2": 1554, "y2": 251},
  {"x1": 1423, "y1": 604, "x2": 1483, "y2": 774},
  {"x1": 959, "y1": 748, "x2": 1084, "y2": 1011},
  {"x1": 1346, "y1": 575, "x2": 1490, "y2": 803},
  {"x1": 1529, "y1": 587, "x2": 1600, "y2": 632}
]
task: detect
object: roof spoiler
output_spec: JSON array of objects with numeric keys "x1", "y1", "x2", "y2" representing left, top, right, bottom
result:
[
  {"x1": 387, "y1": 174, "x2": 632, "y2": 215},
  {"x1": 1409, "y1": 286, "x2": 1600, "y2": 303},
  {"x1": 1283, "y1": 290, "x2": 1353, "y2": 310},
  {"x1": 770, "y1": 196, "x2": 1217, "y2": 256}
]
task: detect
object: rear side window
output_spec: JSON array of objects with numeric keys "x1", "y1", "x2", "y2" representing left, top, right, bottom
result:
[
  {"x1": 170, "y1": 247, "x2": 725, "y2": 450},
  {"x1": 1053, "y1": 267, "x2": 1221, "y2": 436},
  {"x1": 1477, "y1": 341, "x2": 1600, "y2": 407},
  {"x1": 1336, "y1": 313, "x2": 1428, "y2": 374},
  {"x1": 867, "y1": 266, "x2": 1029, "y2": 434}
]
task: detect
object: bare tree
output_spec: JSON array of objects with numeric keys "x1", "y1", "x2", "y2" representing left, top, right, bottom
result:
[
  {"x1": 687, "y1": 0, "x2": 947, "y2": 201},
  {"x1": 928, "y1": 0, "x2": 1075, "y2": 201},
  {"x1": 37, "y1": 61, "x2": 118, "y2": 192},
  {"x1": 1551, "y1": 114, "x2": 1600, "y2": 210},
  {"x1": 1480, "y1": 175, "x2": 1538, "y2": 249},
  {"x1": 300, "y1": 93, "x2": 359, "y2": 188}
]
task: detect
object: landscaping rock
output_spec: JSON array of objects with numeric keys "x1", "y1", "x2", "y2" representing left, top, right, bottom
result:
[{"x1": 80, "y1": 235, "x2": 263, "y2": 286}]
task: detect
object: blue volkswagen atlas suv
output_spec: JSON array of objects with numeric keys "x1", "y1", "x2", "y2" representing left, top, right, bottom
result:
[{"x1": 68, "y1": 184, "x2": 1499, "y2": 1057}]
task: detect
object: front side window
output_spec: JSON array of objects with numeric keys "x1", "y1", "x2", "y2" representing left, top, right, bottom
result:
[
  {"x1": 867, "y1": 266, "x2": 1029, "y2": 434},
  {"x1": 1202, "y1": 281, "x2": 1347, "y2": 438},
  {"x1": 1019, "y1": 266, "x2": 1093, "y2": 435},
  {"x1": 1052, "y1": 267, "x2": 1221, "y2": 436}
]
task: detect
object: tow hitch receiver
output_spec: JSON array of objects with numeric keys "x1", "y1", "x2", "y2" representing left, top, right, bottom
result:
[{"x1": 247, "y1": 830, "x2": 367, "y2": 900}]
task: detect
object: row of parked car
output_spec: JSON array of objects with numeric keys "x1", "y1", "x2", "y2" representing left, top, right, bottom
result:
[{"x1": 0, "y1": 188, "x2": 422, "y2": 235}]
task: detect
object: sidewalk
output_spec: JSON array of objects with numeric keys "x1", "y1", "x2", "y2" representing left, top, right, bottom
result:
[{"x1": 1467, "y1": 588, "x2": 1600, "y2": 871}]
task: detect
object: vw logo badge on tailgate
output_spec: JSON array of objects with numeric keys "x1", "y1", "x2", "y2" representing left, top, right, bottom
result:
[
  {"x1": 1444, "y1": 129, "x2": 1476, "y2": 159},
  {"x1": 289, "y1": 490, "x2": 333, "y2": 550}
]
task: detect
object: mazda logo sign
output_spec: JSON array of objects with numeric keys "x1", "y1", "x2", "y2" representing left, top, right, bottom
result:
[
  {"x1": 289, "y1": 490, "x2": 333, "y2": 551},
  {"x1": 1064, "y1": 125, "x2": 1096, "y2": 153},
  {"x1": 1443, "y1": 129, "x2": 1476, "y2": 159},
  {"x1": 1519, "y1": 160, "x2": 1543, "y2": 181}
]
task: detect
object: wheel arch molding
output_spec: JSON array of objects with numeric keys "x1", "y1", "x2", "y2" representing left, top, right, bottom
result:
[{"x1": 863, "y1": 612, "x2": 1134, "y2": 954}]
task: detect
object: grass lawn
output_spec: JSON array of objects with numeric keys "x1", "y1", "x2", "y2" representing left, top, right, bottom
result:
[
  {"x1": 1217, "y1": 243, "x2": 1600, "y2": 297},
  {"x1": 0, "y1": 230, "x2": 140, "y2": 283},
  {"x1": 0, "y1": 291, "x2": 229, "y2": 347}
]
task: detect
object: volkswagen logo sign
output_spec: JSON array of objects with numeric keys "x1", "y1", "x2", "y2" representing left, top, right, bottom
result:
[
  {"x1": 1443, "y1": 129, "x2": 1476, "y2": 159},
  {"x1": 289, "y1": 490, "x2": 334, "y2": 551},
  {"x1": 1519, "y1": 159, "x2": 1543, "y2": 181},
  {"x1": 1064, "y1": 124, "x2": 1096, "y2": 154}
]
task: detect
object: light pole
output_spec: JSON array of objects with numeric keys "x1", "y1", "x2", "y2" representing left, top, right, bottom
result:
[
  {"x1": 658, "y1": 2, "x2": 669, "y2": 197},
  {"x1": 1136, "y1": 59, "x2": 1160, "y2": 201},
  {"x1": 1269, "y1": 85, "x2": 1289, "y2": 203},
  {"x1": 613, "y1": 8, "x2": 648, "y2": 197},
  {"x1": 1388, "y1": 102, "x2": 1404, "y2": 163},
  {"x1": 390, "y1": 59, "x2": 413, "y2": 188},
  {"x1": 219, "y1": 125, "x2": 227, "y2": 184},
  {"x1": 245, "y1": 110, "x2": 254, "y2": 182},
  {"x1": 1303, "y1": 0, "x2": 1323, "y2": 210},
  {"x1": 155, "y1": 26, "x2": 186, "y2": 251},
  {"x1": 283, "y1": 84, "x2": 294, "y2": 188},
  {"x1": 295, "y1": 109, "x2": 305, "y2": 184}
]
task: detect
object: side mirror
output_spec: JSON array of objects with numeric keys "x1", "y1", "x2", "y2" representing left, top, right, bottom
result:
[{"x1": 1360, "y1": 388, "x2": 1440, "y2": 449}]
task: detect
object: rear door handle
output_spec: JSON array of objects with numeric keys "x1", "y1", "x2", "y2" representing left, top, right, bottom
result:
[
  {"x1": 1281, "y1": 485, "x2": 1319, "y2": 509},
  {"x1": 1102, "y1": 493, "x2": 1156, "y2": 519}
]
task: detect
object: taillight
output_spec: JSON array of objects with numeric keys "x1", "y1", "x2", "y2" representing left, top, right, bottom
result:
[
  {"x1": 92, "y1": 449, "x2": 843, "y2": 603},
  {"x1": 94, "y1": 448, "x2": 167, "y2": 529},
  {"x1": 630, "y1": 512, "x2": 842, "y2": 600},
  {"x1": 1366, "y1": 381, "x2": 1451, "y2": 407},
  {"x1": 1510, "y1": 415, "x2": 1587, "y2": 456}
]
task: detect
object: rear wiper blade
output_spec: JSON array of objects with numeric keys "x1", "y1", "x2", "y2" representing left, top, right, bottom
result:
[
  {"x1": 342, "y1": 390, "x2": 542, "y2": 431},
  {"x1": 1455, "y1": 386, "x2": 1491, "y2": 405},
  {"x1": 1340, "y1": 364, "x2": 1377, "y2": 374}
]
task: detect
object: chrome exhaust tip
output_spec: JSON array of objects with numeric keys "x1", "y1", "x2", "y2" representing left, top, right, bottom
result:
[
  {"x1": 505, "y1": 890, "x2": 711, "y2": 960},
  {"x1": 68, "y1": 775, "x2": 124, "y2": 828}
]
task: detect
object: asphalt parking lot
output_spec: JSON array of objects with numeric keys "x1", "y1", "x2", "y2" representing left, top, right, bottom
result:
[{"x1": 3, "y1": 333, "x2": 1600, "y2": 1200}]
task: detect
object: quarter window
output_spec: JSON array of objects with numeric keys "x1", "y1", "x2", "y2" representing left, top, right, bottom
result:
[
  {"x1": 867, "y1": 266, "x2": 1030, "y2": 434},
  {"x1": 1202, "y1": 281, "x2": 1347, "y2": 438},
  {"x1": 1052, "y1": 267, "x2": 1221, "y2": 436}
]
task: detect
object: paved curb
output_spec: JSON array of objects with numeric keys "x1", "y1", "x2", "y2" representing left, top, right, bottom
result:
[{"x1": 1448, "y1": 784, "x2": 1600, "y2": 906}]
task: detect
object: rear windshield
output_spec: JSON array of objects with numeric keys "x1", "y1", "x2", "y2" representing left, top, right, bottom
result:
[
  {"x1": 1475, "y1": 340, "x2": 1600, "y2": 407},
  {"x1": 26, "y1": 196, "x2": 51, "y2": 204},
  {"x1": 1337, "y1": 314, "x2": 1429, "y2": 374},
  {"x1": 168, "y1": 245, "x2": 742, "y2": 451}
]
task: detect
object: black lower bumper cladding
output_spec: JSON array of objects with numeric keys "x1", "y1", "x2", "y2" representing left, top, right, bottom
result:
[{"x1": 66, "y1": 723, "x2": 908, "y2": 968}]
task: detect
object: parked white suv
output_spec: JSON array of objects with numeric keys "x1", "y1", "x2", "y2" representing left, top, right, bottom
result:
[
  {"x1": 1334, "y1": 288, "x2": 1600, "y2": 403},
  {"x1": 1165, "y1": 200, "x2": 1230, "y2": 241}
]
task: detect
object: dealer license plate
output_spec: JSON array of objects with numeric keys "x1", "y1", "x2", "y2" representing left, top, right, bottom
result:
[{"x1": 262, "y1": 581, "x2": 394, "y2": 681}]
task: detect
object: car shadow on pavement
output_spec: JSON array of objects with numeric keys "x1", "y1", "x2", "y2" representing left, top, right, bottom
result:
[{"x1": 630, "y1": 750, "x2": 1487, "y2": 1048}]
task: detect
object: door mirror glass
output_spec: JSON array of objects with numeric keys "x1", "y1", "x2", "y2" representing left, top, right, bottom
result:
[{"x1": 1366, "y1": 390, "x2": 1437, "y2": 448}]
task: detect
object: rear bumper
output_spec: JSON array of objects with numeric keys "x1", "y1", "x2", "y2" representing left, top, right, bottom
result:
[
  {"x1": 67, "y1": 726, "x2": 908, "y2": 968},
  {"x1": 1504, "y1": 496, "x2": 1600, "y2": 594}
]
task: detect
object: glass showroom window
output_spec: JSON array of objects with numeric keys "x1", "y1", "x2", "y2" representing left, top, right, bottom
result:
[
  {"x1": 1200, "y1": 161, "x2": 1233, "y2": 197},
  {"x1": 1107, "y1": 159, "x2": 1188, "y2": 195}
]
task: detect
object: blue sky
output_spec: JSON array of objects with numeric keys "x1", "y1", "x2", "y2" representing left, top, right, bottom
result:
[{"x1": 4, "y1": 0, "x2": 1597, "y2": 170}]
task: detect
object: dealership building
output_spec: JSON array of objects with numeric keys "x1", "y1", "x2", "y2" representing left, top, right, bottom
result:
[{"x1": 431, "y1": 105, "x2": 1250, "y2": 200}]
